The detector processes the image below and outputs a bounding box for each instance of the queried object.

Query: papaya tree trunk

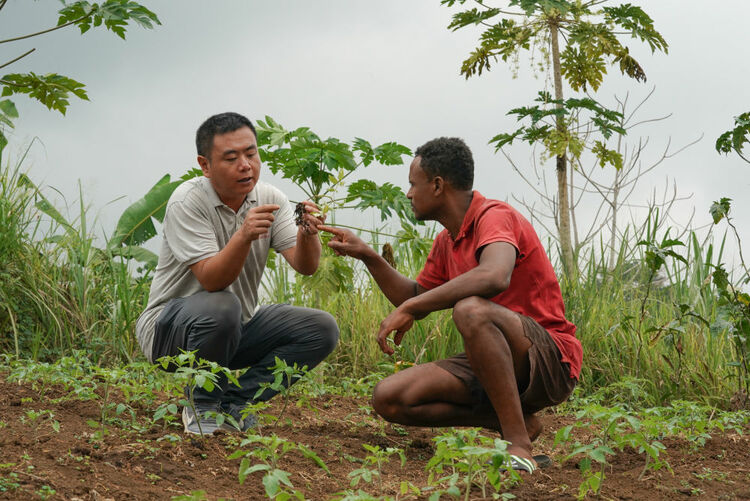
[549,18,576,277]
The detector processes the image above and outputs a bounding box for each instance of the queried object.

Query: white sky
[2,0,749,268]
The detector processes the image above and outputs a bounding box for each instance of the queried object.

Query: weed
[0,472,20,493]
[693,467,728,482]
[36,485,56,500]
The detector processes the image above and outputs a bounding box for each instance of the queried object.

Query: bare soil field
[1,376,750,500]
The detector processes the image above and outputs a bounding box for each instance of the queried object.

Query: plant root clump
[295,202,309,232]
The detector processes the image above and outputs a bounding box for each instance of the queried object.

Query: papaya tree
[441,0,668,276]
[256,116,424,296]
[0,0,160,156]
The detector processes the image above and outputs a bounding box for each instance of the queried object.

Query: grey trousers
[151,290,339,405]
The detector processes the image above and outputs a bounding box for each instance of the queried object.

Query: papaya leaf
[509,0,573,15]
[347,180,416,224]
[57,0,161,40]
[602,4,668,53]
[1,72,88,115]
[716,112,750,161]
[352,138,374,166]
[373,142,411,166]
[448,7,501,31]
[592,140,623,169]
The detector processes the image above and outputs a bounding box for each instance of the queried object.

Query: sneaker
[182,402,222,435]
[221,402,258,433]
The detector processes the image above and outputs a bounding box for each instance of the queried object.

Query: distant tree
[441,0,668,276]
[0,0,160,156]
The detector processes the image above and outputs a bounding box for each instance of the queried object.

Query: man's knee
[308,309,339,355]
[371,378,401,422]
[198,291,242,330]
[452,296,492,338]
[185,291,242,358]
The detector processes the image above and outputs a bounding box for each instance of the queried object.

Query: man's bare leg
[451,296,535,464]
[371,363,542,441]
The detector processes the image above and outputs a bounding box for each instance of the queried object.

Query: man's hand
[376,305,415,355]
[297,201,326,236]
[239,204,279,242]
[319,225,371,260]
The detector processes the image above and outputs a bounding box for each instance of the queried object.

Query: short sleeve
[416,235,448,290]
[163,200,219,265]
[474,205,520,256]
[267,191,297,252]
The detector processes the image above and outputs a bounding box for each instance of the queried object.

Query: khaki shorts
[434,314,576,415]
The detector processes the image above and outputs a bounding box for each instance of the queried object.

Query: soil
[1,376,750,500]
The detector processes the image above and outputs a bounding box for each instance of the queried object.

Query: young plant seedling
[347,444,405,491]
[254,357,309,425]
[426,428,520,501]
[156,350,240,438]
[229,433,328,499]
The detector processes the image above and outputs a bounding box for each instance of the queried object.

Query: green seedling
[152,402,180,431]
[0,472,20,493]
[426,428,519,501]
[555,403,670,499]
[229,433,327,499]
[36,485,56,500]
[157,350,240,438]
[348,444,405,491]
[254,357,309,425]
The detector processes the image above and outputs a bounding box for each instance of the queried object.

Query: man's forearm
[290,229,322,275]
[190,231,253,291]
[361,250,419,307]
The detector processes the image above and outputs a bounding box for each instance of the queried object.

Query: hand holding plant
[294,200,326,236]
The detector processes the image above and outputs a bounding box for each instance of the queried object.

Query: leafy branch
[0,1,160,157]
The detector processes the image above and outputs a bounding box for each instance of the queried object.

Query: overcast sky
[3,0,749,268]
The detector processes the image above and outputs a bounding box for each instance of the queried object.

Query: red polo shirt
[417,191,582,379]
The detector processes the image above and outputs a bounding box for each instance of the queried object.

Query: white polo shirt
[135,176,297,362]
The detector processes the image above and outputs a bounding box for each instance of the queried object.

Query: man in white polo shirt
[136,112,339,434]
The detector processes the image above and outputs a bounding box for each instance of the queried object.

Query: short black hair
[414,137,474,190]
[196,112,257,158]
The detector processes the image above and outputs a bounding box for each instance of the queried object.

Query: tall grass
[0,157,151,363]
[2,160,747,407]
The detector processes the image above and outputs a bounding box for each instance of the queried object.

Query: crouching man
[321,137,580,472]
[136,112,339,434]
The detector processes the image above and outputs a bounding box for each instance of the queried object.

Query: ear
[197,155,210,177]
[432,175,445,196]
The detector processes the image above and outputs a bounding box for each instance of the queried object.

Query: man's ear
[197,155,210,177]
[432,175,445,196]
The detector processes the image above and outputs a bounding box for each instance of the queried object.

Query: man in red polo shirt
[320,137,581,473]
